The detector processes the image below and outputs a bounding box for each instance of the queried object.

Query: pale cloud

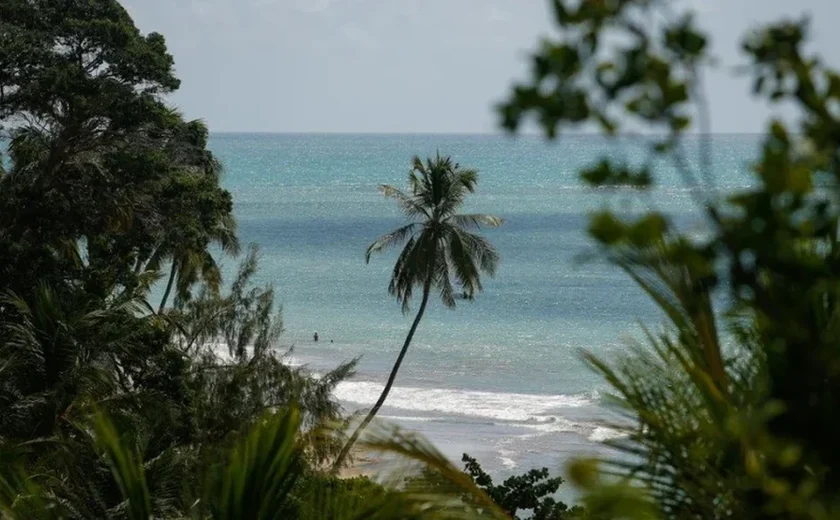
[487,6,511,23]
[189,0,215,16]
[292,0,331,13]
[400,0,420,18]
[121,0,840,133]
[686,0,723,13]
[342,24,378,50]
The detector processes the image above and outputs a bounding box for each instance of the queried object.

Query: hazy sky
[123,0,840,133]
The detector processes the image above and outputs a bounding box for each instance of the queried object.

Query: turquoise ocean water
[209,133,759,476]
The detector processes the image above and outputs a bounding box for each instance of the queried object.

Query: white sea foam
[588,426,627,442]
[517,416,580,434]
[379,415,436,423]
[334,381,593,423]
[498,449,517,469]
[201,341,303,367]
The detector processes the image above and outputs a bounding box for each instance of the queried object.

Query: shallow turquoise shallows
[207,133,760,476]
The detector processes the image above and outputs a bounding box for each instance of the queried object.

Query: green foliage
[0,284,138,439]
[567,459,658,520]
[361,425,511,519]
[204,409,304,520]
[0,2,530,518]
[0,251,357,516]
[502,0,840,518]
[172,246,357,464]
[0,0,235,306]
[404,451,585,519]
[460,454,581,520]
[0,5,525,518]
[0,409,524,519]
[0,2,363,518]
[296,475,389,520]
[92,413,153,520]
[367,154,503,312]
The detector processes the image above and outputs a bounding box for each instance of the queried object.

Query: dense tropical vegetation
[0,1,565,518]
[0,0,359,515]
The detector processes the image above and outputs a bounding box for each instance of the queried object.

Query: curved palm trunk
[332,282,432,471]
[158,260,178,313]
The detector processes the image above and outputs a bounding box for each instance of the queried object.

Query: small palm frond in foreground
[206,409,304,520]
[93,413,153,520]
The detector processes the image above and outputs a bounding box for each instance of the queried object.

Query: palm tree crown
[366,154,502,312]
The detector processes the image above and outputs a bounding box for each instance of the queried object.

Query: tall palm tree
[153,119,240,313]
[333,154,502,470]
[156,212,239,313]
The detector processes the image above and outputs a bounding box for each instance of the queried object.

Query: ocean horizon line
[209,130,767,137]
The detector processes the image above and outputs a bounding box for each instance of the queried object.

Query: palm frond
[578,241,757,517]
[410,155,427,177]
[365,223,419,263]
[387,231,438,314]
[359,423,510,519]
[379,185,430,220]
[433,250,456,309]
[207,409,304,520]
[444,227,482,298]
[449,214,504,230]
[216,213,241,256]
[92,413,153,520]
[612,244,727,394]
[432,165,479,220]
[451,228,500,278]
[0,456,64,520]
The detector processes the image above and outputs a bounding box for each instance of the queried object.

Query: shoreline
[338,447,388,479]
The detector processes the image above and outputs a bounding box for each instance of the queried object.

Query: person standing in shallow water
[313,332,319,342]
